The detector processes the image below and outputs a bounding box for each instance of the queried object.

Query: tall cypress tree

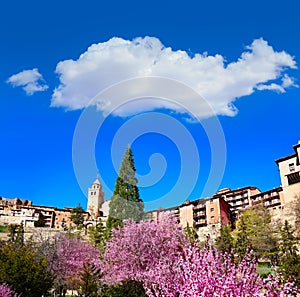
[107,146,144,230]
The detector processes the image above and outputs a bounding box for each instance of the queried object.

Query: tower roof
[93,174,101,185]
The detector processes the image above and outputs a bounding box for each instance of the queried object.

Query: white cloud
[51,37,297,119]
[256,83,285,93]
[281,74,298,88]
[7,68,48,95]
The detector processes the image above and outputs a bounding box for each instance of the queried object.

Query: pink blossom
[101,217,299,296]
[0,283,18,297]
[48,234,101,290]
[102,216,188,284]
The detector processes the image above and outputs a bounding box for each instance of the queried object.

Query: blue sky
[0,0,299,211]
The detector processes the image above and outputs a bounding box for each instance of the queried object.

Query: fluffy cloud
[51,37,297,119]
[7,68,48,95]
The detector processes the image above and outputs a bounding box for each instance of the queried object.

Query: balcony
[287,172,300,185]
[194,219,207,226]
[193,211,206,218]
[265,199,281,207]
[194,204,205,210]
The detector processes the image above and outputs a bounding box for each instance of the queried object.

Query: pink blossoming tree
[143,245,298,297]
[101,216,299,296]
[47,234,101,293]
[102,216,188,284]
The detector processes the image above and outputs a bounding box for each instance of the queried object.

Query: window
[289,163,295,172]
[287,172,300,185]
[211,216,215,220]
[210,207,214,212]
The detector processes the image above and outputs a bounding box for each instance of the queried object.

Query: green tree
[286,194,300,239]
[184,223,198,243]
[233,216,250,262]
[88,220,108,253]
[215,224,234,253]
[278,220,300,286]
[7,224,18,242]
[0,244,53,297]
[70,204,85,228]
[233,205,278,262]
[107,146,144,230]
[78,263,101,297]
[15,221,24,248]
[34,216,46,227]
[7,223,24,249]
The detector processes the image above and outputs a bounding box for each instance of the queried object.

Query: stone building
[276,141,300,204]
[275,141,300,226]
[87,176,104,220]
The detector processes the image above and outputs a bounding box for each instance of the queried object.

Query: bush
[0,244,53,297]
[100,280,148,297]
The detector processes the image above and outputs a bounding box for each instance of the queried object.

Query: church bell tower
[87,175,104,219]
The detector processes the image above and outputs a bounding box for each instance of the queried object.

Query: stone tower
[87,175,104,219]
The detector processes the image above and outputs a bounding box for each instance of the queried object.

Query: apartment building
[146,196,231,241]
[213,186,261,220]
[0,206,39,227]
[145,141,300,240]
[0,197,38,227]
[146,205,180,222]
[0,198,87,229]
[250,187,284,223]
[179,196,231,240]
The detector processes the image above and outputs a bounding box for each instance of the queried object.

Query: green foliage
[107,195,144,226]
[106,214,123,232]
[107,146,144,230]
[78,263,101,297]
[278,220,300,286]
[184,223,198,243]
[70,204,85,228]
[256,262,274,278]
[34,217,46,227]
[233,216,251,262]
[233,205,278,262]
[114,147,138,198]
[7,223,24,249]
[7,224,18,242]
[88,220,108,253]
[215,224,233,253]
[0,225,7,232]
[100,280,148,297]
[15,222,24,248]
[0,244,53,297]
[287,194,300,238]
